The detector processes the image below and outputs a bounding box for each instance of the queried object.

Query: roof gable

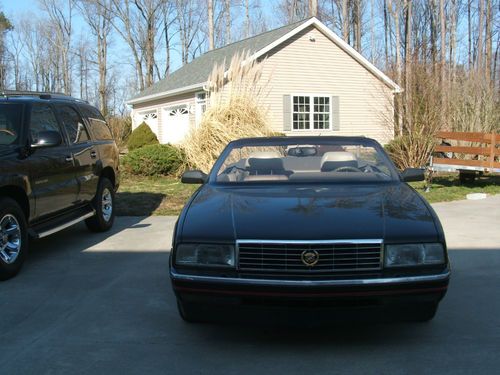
[128,17,400,105]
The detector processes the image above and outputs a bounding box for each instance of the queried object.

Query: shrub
[122,144,185,176]
[127,122,159,151]
[385,133,435,170]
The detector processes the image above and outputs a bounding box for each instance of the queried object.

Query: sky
[0,0,279,89]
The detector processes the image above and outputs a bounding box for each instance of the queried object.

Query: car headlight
[175,244,235,267]
[385,243,445,267]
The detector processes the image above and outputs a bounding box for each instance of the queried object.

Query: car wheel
[410,303,439,322]
[0,198,28,281]
[85,177,115,232]
[177,300,205,323]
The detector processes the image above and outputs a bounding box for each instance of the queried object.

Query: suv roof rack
[0,90,88,103]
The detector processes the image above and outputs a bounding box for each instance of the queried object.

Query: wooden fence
[433,131,500,170]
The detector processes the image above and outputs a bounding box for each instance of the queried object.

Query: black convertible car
[170,136,450,323]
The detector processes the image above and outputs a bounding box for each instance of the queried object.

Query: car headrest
[245,151,285,173]
[247,157,285,172]
[320,151,357,172]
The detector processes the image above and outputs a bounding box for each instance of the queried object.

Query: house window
[292,95,331,131]
[142,111,157,122]
[195,92,207,125]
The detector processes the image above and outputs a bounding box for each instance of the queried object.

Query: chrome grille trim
[237,239,383,273]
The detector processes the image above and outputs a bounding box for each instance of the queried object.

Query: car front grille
[237,240,383,274]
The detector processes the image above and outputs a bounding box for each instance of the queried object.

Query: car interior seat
[320,151,358,172]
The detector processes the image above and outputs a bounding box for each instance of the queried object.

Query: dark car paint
[177,183,442,244]
[170,136,450,316]
[0,97,119,224]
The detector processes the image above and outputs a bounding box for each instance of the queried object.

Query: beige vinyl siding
[257,25,395,144]
[132,92,196,143]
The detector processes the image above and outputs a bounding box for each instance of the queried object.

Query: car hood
[179,183,440,243]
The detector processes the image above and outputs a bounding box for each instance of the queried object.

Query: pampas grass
[181,51,275,173]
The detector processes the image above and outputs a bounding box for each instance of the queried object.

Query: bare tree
[353,0,362,51]
[477,0,484,70]
[309,0,318,17]
[342,0,349,43]
[208,0,214,50]
[449,0,457,82]
[39,0,73,94]
[0,11,13,89]
[404,0,412,128]
[439,0,446,85]
[225,0,231,44]
[277,0,309,24]
[77,0,112,115]
[175,0,205,65]
[485,0,492,82]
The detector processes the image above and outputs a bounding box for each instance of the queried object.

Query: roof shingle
[129,18,311,102]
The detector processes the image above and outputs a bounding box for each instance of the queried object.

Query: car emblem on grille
[301,250,319,266]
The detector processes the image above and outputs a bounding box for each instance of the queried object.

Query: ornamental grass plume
[181,51,275,173]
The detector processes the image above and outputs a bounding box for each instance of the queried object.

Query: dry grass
[181,51,275,173]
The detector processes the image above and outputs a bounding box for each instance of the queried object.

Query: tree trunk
[384,0,389,66]
[467,0,472,70]
[208,0,214,50]
[439,0,446,83]
[309,0,318,17]
[404,0,412,129]
[477,0,484,71]
[225,0,231,45]
[449,0,457,83]
[485,0,492,83]
[354,0,361,51]
[245,0,250,38]
[342,0,349,43]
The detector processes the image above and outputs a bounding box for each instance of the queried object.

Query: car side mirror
[401,168,425,182]
[181,170,208,184]
[31,130,63,148]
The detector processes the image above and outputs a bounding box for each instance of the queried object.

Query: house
[127,17,401,145]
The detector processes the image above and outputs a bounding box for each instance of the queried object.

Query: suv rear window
[0,103,23,146]
[80,105,113,140]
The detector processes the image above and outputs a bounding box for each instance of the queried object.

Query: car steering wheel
[0,129,16,136]
[334,166,362,173]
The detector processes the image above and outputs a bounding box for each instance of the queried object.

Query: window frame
[290,94,332,132]
[54,103,92,145]
[28,103,65,145]
[195,91,208,126]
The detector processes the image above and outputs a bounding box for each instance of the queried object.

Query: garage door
[162,106,190,144]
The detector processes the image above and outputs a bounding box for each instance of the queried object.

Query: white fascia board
[127,82,205,105]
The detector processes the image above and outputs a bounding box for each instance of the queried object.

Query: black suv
[0,91,120,280]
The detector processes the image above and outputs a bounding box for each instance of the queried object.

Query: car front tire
[0,198,28,281]
[85,177,115,232]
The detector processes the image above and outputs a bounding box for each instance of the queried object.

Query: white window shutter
[331,96,340,131]
[283,95,291,131]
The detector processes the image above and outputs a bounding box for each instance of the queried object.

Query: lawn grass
[410,174,500,203]
[116,173,500,216]
[116,174,198,216]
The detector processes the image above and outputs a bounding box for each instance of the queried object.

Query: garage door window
[292,95,331,131]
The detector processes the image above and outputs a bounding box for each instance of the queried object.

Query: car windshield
[215,139,397,183]
[0,103,23,146]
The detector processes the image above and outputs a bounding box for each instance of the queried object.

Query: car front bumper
[170,268,450,309]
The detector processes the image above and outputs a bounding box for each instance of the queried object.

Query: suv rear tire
[85,177,115,232]
[0,198,28,281]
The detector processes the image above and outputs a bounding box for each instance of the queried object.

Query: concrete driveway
[0,196,499,374]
